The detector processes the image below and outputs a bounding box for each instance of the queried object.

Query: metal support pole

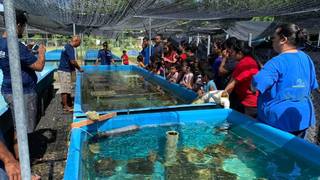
[45,30,48,47]
[248,33,253,47]
[140,37,143,48]
[3,1,31,180]
[188,36,192,43]
[73,23,77,59]
[207,35,211,55]
[148,18,152,61]
[25,24,29,43]
[197,33,200,46]
[80,33,84,65]
[317,31,320,47]
[226,34,229,40]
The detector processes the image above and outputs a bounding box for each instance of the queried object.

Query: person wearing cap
[95,42,114,65]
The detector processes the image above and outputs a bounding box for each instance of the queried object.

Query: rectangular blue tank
[73,65,216,118]
[64,108,320,179]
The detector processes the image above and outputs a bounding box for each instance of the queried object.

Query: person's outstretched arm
[0,141,21,180]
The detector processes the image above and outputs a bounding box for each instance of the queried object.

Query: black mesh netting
[3,0,318,36]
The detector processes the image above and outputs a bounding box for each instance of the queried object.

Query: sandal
[63,106,74,113]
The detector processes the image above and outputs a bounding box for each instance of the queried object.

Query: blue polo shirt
[141,46,153,65]
[204,80,217,92]
[58,44,75,72]
[252,51,318,132]
[98,49,113,65]
[0,38,37,94]
[151,44,163,63]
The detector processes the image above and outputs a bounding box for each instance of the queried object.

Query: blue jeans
[0,168,8,180]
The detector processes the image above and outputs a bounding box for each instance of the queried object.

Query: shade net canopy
[0,0,318,38]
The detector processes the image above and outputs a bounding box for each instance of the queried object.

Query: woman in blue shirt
[252,24,318,139]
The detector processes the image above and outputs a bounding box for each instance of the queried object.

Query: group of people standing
[139,34,217,95]
[138,24,319,141]
[0,10,318,180]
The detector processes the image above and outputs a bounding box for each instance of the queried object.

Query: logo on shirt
[292,78,305,88]
[0,50,6,58]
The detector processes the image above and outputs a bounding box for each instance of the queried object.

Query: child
[202,73,217,92]
[193,73,203,92]
[121,50,129,65]
[137,55,145,68]
[196,73,217,97]
[167,66,179,83]
[180,65,193,89]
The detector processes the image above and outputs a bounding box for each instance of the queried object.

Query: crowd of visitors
[0,10,318,180]
[138,34,260,117]
[138,26,318,140]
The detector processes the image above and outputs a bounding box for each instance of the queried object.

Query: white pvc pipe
[165,131,179,165]
[188,36,192,43]
[207,35,211,55]
[248,33,253,47]
[226,34,229,39]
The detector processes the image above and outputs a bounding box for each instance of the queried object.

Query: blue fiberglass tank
[64,108,320,179]
[45,49,63,67]
[73,65,215,117]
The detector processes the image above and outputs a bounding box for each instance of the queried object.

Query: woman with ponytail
[224,39,260,118]
[252,24,318,140]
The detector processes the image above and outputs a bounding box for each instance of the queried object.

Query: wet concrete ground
[30,94,72,180]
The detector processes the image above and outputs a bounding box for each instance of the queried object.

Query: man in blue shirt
[151,34,163,65]
[0,12,46,160]
[140,37,153,66]
[57,36,83,112]
[95,42,114,65]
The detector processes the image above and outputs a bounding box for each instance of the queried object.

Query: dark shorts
[3,93,37,133]
[244,107,257,119]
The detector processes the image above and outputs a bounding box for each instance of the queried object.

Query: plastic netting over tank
[138,0,320,20]
[11,0,320,33]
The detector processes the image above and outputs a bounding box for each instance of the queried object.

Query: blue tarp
[127,49,140,57]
